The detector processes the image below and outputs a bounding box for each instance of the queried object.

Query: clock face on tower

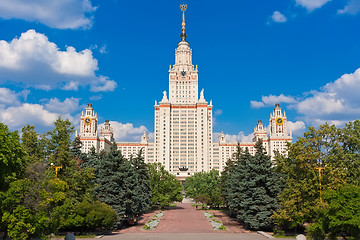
[181,70,186,76]
[276,117,284,126]
[84,117,91,125]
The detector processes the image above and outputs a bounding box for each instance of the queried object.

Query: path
[99,233,274,240]
[154,202,213,233]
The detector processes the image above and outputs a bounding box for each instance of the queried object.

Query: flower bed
[203,212,227,231]
[142,212,164,230]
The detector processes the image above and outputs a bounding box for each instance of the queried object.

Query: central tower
[169,4,199,104]
[154,4,213,179]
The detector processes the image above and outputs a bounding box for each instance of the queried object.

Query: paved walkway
[154,203,213,233]
[108,201,295,239]
[99,233,273,240]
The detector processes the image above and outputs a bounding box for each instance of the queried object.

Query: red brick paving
[154,203,214,233]
[119,202,252,234]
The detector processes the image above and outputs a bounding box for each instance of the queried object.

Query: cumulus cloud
[295,0,332,11]
[295,67,360,125]
[0,29,116,92]
[0,0,96,29]
[214,131,254,143]
[90,76,117,92]
[338,0,360,15]
[251,94,296,108]
[252,66,360,129]
[0,88,21,105]
[45,97,81,114]
[0,103,59,129]
[271,11,288,23]
[287,120,306,136]
[100,121,152,142]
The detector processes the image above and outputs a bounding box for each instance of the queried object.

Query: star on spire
[180,3,188,41]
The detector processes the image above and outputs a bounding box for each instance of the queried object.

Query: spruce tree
[227,141,281,230]
[221,145,240,208]
[93,143,125,226]
[130,149,151,215]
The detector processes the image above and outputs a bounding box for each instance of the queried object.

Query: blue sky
[1,0,360,142]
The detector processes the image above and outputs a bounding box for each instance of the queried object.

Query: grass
[218,225,227,230]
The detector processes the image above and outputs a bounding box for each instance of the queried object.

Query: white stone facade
[77,7,292,179]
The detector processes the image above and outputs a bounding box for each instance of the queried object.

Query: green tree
[185,169,222,208]
[21,125,46,163]
[47,117,74,169]
[308,184,360,240]
[0,123,26,191]
[221,146,239,209]
[130,150,151,214]
[92,144,124,226]
[226,141,281,230]
[272,122,360,230]
[0,176,66,240]
[148,163,183,207]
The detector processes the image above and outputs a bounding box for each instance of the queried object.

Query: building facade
[78,5,292,179]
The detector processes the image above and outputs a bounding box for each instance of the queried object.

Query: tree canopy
[148,163,183,207]
[185,169,222,208]
[222,141,281,230]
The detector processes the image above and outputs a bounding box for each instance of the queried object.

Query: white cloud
[0,29,116,92]
[0,0,96,29]
[296,92,347,117]
[45,97,81,114]
[0,88,20,105]
[214,109,223,116]
[338,0,360,15]
[295,0,332,11]
[90,76,117,92]
[271,11,288,23]
[295,67,360,125]
[287,120,306,136]
[253,66,360,128]
[250,101,265,108]
[214,131,254,143]
[0,103,59,128]
[101,121,152,142]
[251,94,296,108]
[89,95,102,101]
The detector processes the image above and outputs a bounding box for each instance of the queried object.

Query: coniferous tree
[227,141,281,230]
[130,149,151,215]
[93,143,124,226]
[221,145,239,208]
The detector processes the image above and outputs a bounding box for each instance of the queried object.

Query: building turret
[253,120,267,141]
[268,103,292,160]
[80,103,98,138]
[100,120,114,142]
[79,104,100,153]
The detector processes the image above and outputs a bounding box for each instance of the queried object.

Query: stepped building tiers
[78,4,292,179]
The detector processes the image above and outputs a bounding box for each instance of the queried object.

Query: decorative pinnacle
[180,3,187,41]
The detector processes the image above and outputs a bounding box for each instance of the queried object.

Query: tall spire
[180,3,187,41]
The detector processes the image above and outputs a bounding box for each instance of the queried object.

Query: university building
[78,5,292,179]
